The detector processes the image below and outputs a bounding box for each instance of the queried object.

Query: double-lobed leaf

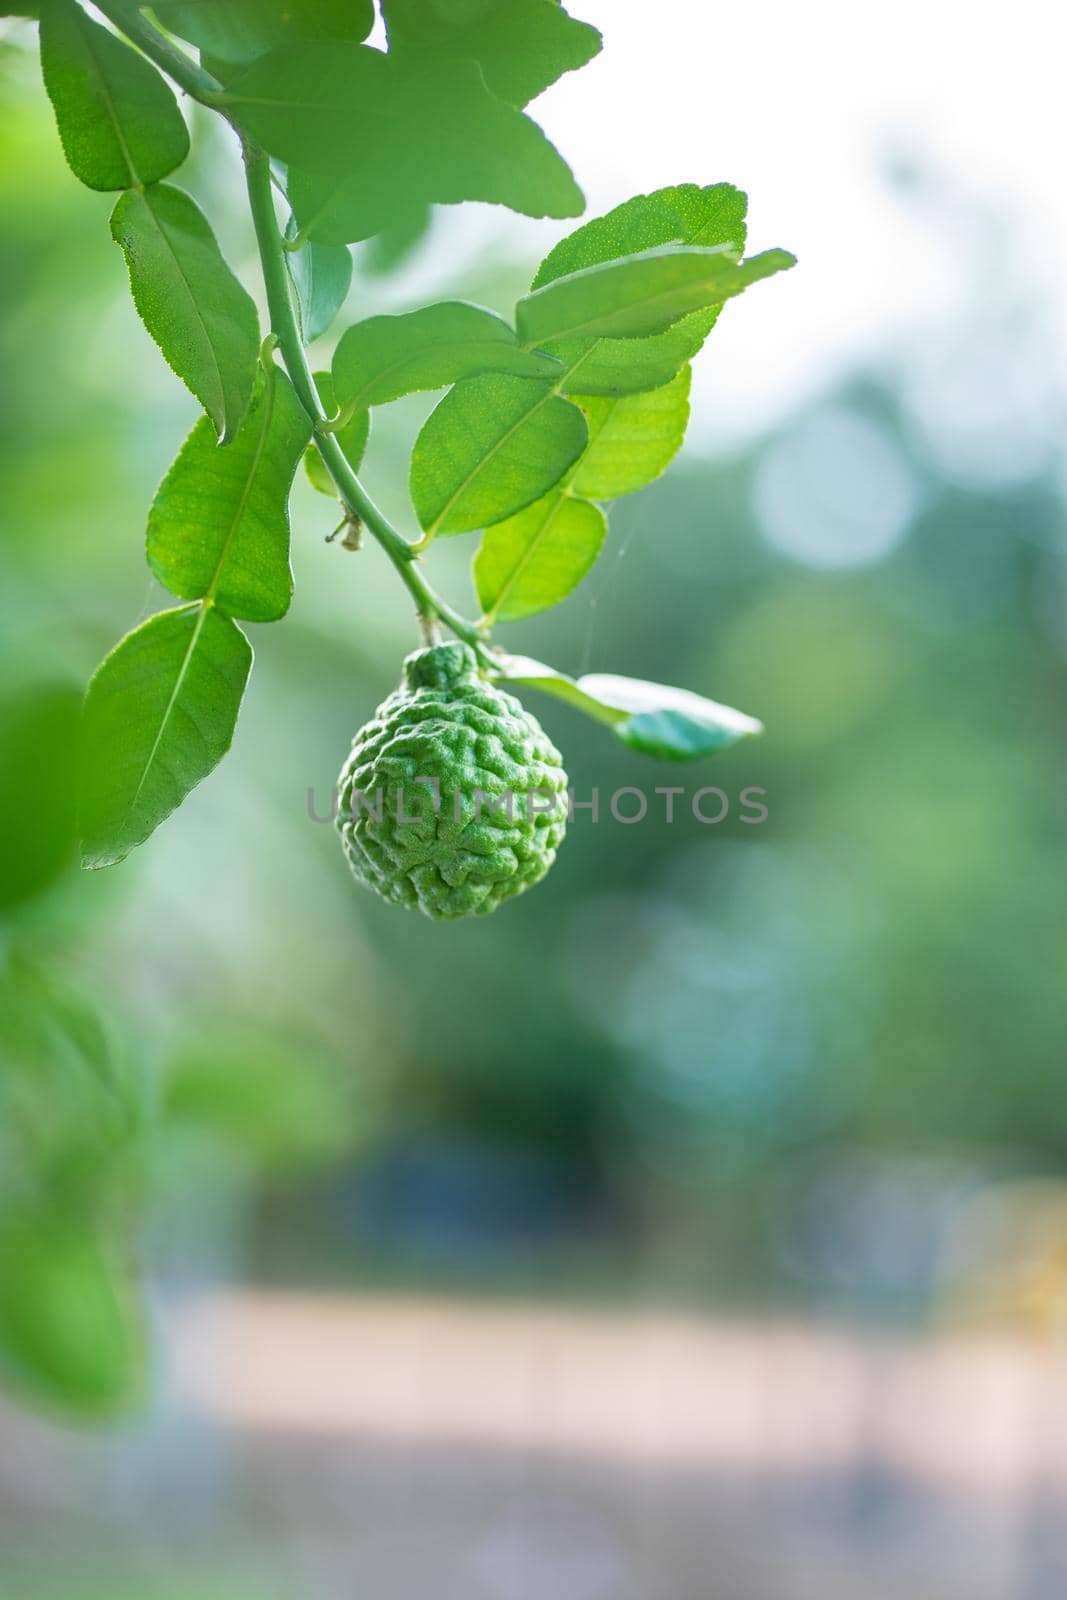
[229,46,583,244]
[39,0,189,191]
[111,183,260,442]
[80,605,252,869]
[572,366,692,499]
[516,243,796,347]
[147,366,312,622]
[410,373,587,536]
[149,0,375,64]
[495,658,764,760]
[332,301,558,413]
[469,368,692,621]
[381,0,601,108]
[474,490,606,623]
[530,182,752,396]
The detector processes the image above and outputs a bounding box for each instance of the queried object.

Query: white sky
[472,0,1066,446]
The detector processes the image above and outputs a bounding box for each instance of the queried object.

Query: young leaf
[39,0,189,191]
[494,658,764,759]
[332,301,558,413]
[531,183,750,396]
[381,0,601,108]
[474,490,606,622]
[80,605,252,869]
[150,0,375,64]
[287,226,352,343]
[577,675,764,759]
[304,370,368,497]
[146,366,312,622]
[249,49,583,244]
[541,315,713,399]
[410,373,587,536]
[490,656,622,724]
[110,184,260,443]
[572,366,691,499]
[516,243,796,347]
[533,183,749,288]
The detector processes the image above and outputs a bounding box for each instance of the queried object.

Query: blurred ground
[4,1291,1067,1600]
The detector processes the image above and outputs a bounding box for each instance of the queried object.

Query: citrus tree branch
[93,0,492,657]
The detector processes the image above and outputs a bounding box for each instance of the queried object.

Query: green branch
[93,0,492,659]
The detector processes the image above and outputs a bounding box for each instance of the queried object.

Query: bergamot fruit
[337,641,567,919]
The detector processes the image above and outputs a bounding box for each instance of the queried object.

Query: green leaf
[361,200,433,276]
[0,683,80,913]
[533,183,749,288]
[382,0,602,107]
[249,48,582,244]
[0,1214,144,1419]
[538,312,713,398]
[304,369,368,496]
[332,301,558,413]
[39,0,189,191]
[80,605,252,869]
[146,366,312,622]
[410,373,587,536]
[490,655,622,724]
[531,183,749,396]
[494,658,763,758]
[474,490,605,622]
[572,366,691,499]
[287,225,352,343]
[150,0,375,64]
[110,184,260,443]
[578,675,764,759]
[516,243,795,347]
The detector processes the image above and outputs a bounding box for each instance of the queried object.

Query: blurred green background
[3,5,1067,1598]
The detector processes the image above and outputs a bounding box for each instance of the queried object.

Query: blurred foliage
[2,12,1067,1441]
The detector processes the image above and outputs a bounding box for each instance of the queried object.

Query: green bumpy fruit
[337,642,567,919]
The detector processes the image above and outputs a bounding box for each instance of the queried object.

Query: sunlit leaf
[572,366,692,499]
[517,243,795,346]
[39,0,189,190]
[474,490,606,621]
[332,301,558,413]
[110,183,260,442]
[287,224,352,343]
[410,373,587,535]
[150,0,375,64]
[246,48,583,243]
[382,0,601,107]
[533,183,749,287]
[147,366,311,622]
[490,655,622,724]
[578,674,764,758]
[80,605,252,869]
[495,658,764,758]
[531,183,751,395]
